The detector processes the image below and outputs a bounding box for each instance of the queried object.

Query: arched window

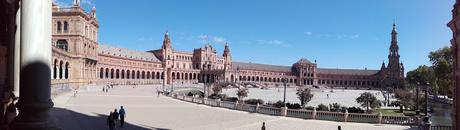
[53,59,57,79]
[147,72,150,79]
[59,61,63,79]
[105,68,109,78]
[100,68,104,79]
[116,69,119,79]
[142,71,145,79]
[65,62,69,79]
[127,70,130,79]
[121,70,125,79]
[57,21,62,32]
[110,69,114,79]
[63,21,69,32]
[137,71,140,79]
[156,72,160,79]
[56,39,68,51]
[132,70,135,79]
[172,72,175,80]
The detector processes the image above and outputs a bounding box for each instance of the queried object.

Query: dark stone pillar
[9,0,59,129]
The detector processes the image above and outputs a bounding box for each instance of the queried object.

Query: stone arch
[127,70,130,79]
[116,69,120,79]
[100,67,104,79]
[156,72,160,79]
[137,71,140,79]
[105,68,109,78]
[57,21,62,32]
[65,62,69,79]
[53,59,58,79]
[63,21,69,32]
[110,68,114,79]
[147,71,150,79]
[132,70,135,79]
[59,60,63,79]
[121,69,125,79]
[172,72,176,80]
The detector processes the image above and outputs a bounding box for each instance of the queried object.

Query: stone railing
[286,109,313,119]
[170,94,415,125]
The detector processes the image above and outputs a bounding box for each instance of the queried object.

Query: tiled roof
[317,68,380,76]
[232,62,291,72]
[98,44,160,62]
[173,50,193,55]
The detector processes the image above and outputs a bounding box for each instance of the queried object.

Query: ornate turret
[162,31,172,49]
[73,0,81,6]
[223,43,232,70]
[91,6,97,18]
[382,22,404,89]
[381,61,386,69]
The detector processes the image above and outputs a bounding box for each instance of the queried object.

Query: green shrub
[317,104,329,111]
[244,99,264,105]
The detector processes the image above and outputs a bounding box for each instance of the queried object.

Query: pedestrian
[107,112,115,130]
[338,125,342,130]
[119,106,126,127]
[102,87,105,92]
[261,122,265,130]
[112,109,119,127]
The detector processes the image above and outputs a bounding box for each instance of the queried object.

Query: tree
[296,87,314,108]
[236,88,248,100]
[394,89,413,112]
[356,92,381,112]
[428,46,453,96]
[212,83,223,95]
[405,65,436,90]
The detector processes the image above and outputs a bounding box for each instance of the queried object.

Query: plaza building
[448,0,460,128]
[48,2,406,93]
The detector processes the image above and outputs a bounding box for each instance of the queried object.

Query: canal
[429,100,452,126]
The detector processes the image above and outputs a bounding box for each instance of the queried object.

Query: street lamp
[424,82,430,116]
[416,82,420,116]
[171,58,175,93]
[283,78,287,107]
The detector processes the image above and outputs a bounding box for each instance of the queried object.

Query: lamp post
[416,82,420,116]
[171,58,175,93]
[425,82,430,116]
[283,78,287,107]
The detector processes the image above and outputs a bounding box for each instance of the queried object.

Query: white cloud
[351,34,360,39]
[256,40,289,47]
[137,37,153,41]
[212,36,227,45]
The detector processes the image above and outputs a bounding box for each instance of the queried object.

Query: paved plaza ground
[51,85,415,130]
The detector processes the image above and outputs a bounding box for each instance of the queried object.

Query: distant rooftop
[233,62,291,72]
[98,44,160,62]
[316,68,380,76]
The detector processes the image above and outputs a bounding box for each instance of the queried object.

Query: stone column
[10,0,59,129]
[312,107,317,119]
[344,110,349,122]
[378,112,383,124]
[13,6,21,97]
[280,107,287,116]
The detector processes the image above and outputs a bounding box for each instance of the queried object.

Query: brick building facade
[49,2,405,92]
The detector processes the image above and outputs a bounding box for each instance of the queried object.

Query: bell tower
[162,31,174,85]
[383,23,405,89]
[223,43,232,70]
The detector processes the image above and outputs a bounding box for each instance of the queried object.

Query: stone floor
[51,85,416,130]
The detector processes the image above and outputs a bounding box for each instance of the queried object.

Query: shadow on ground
[51,107,170,130]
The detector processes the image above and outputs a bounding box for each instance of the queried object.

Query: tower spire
[162,31,171,49]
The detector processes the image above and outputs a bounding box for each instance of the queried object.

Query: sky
[55,0,455,74]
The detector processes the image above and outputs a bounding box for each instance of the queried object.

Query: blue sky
[56,0,454,74]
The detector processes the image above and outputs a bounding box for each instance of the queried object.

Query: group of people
[103,84,114,92]
[107,106,126,130]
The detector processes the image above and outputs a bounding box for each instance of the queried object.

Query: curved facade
[50,4,405,92]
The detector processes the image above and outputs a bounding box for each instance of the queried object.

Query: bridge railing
[169,94,415,126]
[286,109,313,119]
[258,106,280,116]
[347,113,379,123]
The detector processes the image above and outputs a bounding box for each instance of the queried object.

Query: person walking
[119,106,126,128]
[338,125,342,130]
[107,112,115,130]
[261,122,266,130]
[112,109,119,127]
